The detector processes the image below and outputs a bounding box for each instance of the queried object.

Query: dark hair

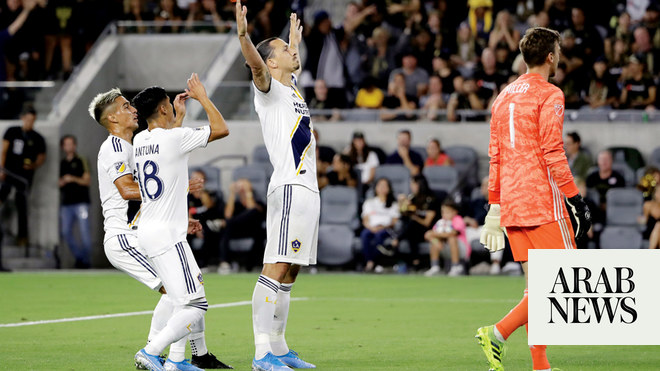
[519,27,561,68]
[337,153,352,166]
[132,86,169,126]
[255,37,278,63]
[21,104,36,116]
[398,129,411,138]
[60,135,76,146]
[375,177,396,208]
[566,132,581,144]
[411,174,433,200]
[348,135,373,164]
[442,199,459,212]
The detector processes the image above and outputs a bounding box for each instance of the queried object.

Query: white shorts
[148,241,206,306]
[104,233,162,291]
[264,184,319,266]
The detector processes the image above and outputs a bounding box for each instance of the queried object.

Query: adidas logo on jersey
[291,93,298,99]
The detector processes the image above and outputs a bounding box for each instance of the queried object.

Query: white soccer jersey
[133,126,211,256]
[253,76,318,195]
[97,135,138,242]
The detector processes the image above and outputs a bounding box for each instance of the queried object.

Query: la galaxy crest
[198,273,204,285]
[114,162,126,173]
[291,239,302,253]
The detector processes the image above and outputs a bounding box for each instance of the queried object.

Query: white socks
[148,294,174,342]
[253,275,279,359]
[493,325,506,343]
[167,309,207,362]
[271,283,292,356]
[145,300,206,357]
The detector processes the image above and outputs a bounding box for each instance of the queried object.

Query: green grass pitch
[0,272,658,370]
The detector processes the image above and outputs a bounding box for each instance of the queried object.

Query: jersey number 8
[137,160,164,201]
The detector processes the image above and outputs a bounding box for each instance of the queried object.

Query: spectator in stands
[465,0,493,49]
[575,178,598,249]
[494,44,514,83]
[59,135,91,268]
[425,138,453,167]
[606,38,629,82]
[639,185,660,249]
[0,0,41,82]
[380,72,418,121]
[154,0,184,33]
[361,177,399,273]
[318,153,358,190]
[309,79,342,122]
[529,10,550,28]
[362,26,395,90]
[220,178,266,272]
[637,166,660,200]
[559,29,587,99]
[553,63,583,109]
[464,175,503,274]
[44,0,79,79]
[386,129,423,176]
[187,169,224,269]
[564,132,592,180]
[586,150,625,207]
[452,22,480,76]
[631,25,660,76]
[424,199,468,276]
[432,54,461,99]
[583,57,619,110]
[314,129,336,178]
[354,76,385,109]
[0,106,46,247]
[642,3,660,48]
[345,131,379,186]
[474,47,505,108]
[419,74,446,120]
[569,6,603,61]
[122,0,155,34]
[388,49,428,99]
[447,77,486,122]
[185,0,227,33]
[547,0,571,31]
[388,174,440,270]
[488,9,520,53]
[619,55,657,110]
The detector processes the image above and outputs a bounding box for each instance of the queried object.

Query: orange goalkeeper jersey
[488,73,579,227]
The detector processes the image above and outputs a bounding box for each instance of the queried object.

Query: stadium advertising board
[528,250,660,345]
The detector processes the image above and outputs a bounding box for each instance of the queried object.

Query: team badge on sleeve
[554,104,564,117]
[291,239,302,253]
[197,273,204,285]
[114,162,126,173]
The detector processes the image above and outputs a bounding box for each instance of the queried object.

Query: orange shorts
[506,217,576,262]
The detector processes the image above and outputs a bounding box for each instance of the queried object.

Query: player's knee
[187,297,209,313]
[262,262,290,282]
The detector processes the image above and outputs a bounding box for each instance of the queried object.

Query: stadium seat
[320,186,359,227]
[317,224,354,265]
[611,162,637,187]
[189,165,222,197]
[444,145,479,189]
[374,164,411,196]
[650,146,660,169]
[599,226,643,249]
[605,188,643,226]
[233,164,268,202]
[423,166,459,193]
[608,146,645,171]
[251,145,274,179]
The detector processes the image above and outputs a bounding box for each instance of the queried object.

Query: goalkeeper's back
[487,72,577,228]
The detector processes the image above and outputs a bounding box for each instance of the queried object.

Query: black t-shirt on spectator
[60,154,90,205]
[440,69,461,95]
[385,149,424,169]
[474,70,506,102]
[3,126,46,183]
[622,76,655,108]
[326,170,358,187]
[586,170,625,205]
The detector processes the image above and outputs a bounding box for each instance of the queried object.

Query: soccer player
[89,87,230,370]
[235,1,319,370]
[131,74,230,371]
[476,27,591,371]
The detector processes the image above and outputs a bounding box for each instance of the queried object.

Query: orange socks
[495,289,528,340]
[525,323,550,370]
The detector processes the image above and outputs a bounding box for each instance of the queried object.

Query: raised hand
[236,0,248,37]
[289,12,302,46]
[185,73,207,101]
[173,92,189,118]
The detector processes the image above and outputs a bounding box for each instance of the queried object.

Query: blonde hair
[88,88,122,127]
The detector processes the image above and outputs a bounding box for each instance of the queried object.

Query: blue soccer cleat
[163,358,203,371]
[135,349,166,371]
[252,352,293,371]
[276,350,316,369]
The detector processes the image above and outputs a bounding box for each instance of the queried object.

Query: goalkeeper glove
[565,194,592,241]
[480,204,505,252]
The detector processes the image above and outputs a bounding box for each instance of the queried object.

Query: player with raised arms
[90,87,232,370]
[476,27,591,371]
[235,1,319,370]
[129,73,230,371]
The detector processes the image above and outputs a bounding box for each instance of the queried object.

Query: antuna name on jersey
[135,144,160,157]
